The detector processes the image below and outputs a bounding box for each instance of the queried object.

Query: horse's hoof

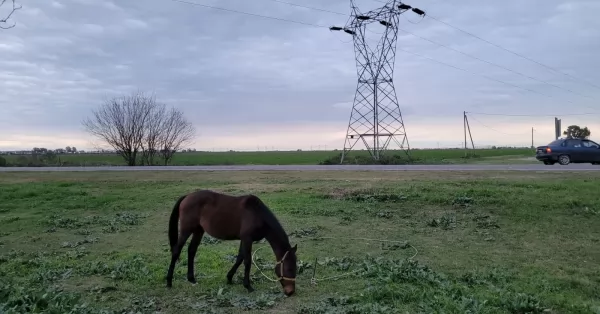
[166,283,172,288]
[245,286,255,293]
[187,277,197,284]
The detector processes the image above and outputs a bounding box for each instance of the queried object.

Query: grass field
[0,147,536,167]
[2,170,599,313]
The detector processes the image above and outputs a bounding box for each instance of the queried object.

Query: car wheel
[558,155,570,165]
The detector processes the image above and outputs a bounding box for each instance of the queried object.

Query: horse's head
[275,244,297,296]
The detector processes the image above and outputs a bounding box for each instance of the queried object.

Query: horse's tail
[169,195,186,251]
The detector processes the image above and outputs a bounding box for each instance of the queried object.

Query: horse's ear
[292,244,297,252]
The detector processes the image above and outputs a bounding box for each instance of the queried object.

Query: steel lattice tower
[330,1,424,163]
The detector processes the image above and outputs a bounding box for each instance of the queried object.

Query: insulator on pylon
[344,29,356,35]
[379,20,392,27]
[412,8,425,15]
[398,4,412,10]
[329,26,343,31]
[357,15,370,20]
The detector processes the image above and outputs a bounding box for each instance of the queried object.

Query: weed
[325,188,408,203]
[297,259,313,274]
[453,196,474,207]
[375,211,393,219]
[501,292,549,313]
[0,281,87,314]
[45,212,144,235]
[78,255,151,281]
[202,235,221,245]
[339,215,355,225]
[320,152,417,165]
[427,213,457,230]
[381,241,410,251]
[61,237,99,248]
[317,256,355,272]
[0,217,20,224]
[190,288,283,312]
[581,207,599,216]
[289,226,321,238]
[473,214,500,229]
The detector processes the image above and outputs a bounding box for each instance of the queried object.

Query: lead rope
[251,246,279,282]
[251,236,419,286]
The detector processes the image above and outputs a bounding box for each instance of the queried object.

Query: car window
[548,139,564,146]
[566,139,582,147]
[582,140,599,148]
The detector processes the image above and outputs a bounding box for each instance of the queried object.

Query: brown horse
[166,190,298,296]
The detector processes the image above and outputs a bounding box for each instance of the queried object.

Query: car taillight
[546,148,551,153]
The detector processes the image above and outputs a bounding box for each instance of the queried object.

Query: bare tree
[157,107,196,165]
[1,0,21,30]
[82,91,157,166]
[140,102,166,166]
[82,90,196,166]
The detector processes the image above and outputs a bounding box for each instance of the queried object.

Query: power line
[396,27,593,100]
[340,0,600,91]
[467,111,600,117]
[264,0,346,16]
[168,0,597,112]
[424,14,600,91]
[467,114,531,136]
[169,0,327,28]
[397,46,598,112]
[395,47,567,102]
[251,0,595,100]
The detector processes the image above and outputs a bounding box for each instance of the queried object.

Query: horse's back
[180,190,260,240]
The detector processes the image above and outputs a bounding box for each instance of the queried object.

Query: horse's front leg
[226,241,244,284]
[241,237,254,292]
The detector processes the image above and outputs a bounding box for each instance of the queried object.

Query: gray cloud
[1,0,599,150]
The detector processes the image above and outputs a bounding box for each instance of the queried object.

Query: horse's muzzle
[283,286,295,296]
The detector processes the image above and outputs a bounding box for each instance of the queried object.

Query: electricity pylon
[330,1,424,163]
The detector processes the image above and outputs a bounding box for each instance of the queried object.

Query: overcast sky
[1,0,599,151]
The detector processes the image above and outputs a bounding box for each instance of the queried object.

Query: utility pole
[464,111,467,154]
[531,127,534,148]
[330,1,425,163]
[463,111,475,156]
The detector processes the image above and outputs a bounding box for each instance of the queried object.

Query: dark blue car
[535,138,600,165]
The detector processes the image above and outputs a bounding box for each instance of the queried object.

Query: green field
[0,147,536,167]
[1,170,599,313]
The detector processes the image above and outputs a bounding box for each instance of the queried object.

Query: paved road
[1,164,599,172]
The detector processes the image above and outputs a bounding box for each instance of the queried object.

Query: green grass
[2,170,598,313]
[1,147,536,167]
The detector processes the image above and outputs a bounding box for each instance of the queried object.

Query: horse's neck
[265,231,290,260]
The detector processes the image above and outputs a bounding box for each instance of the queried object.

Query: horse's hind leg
[226,241,244,284]
[166,227,193,288]
[187,227,204,284]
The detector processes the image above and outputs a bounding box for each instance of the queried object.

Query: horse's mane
[246,195,291,248]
